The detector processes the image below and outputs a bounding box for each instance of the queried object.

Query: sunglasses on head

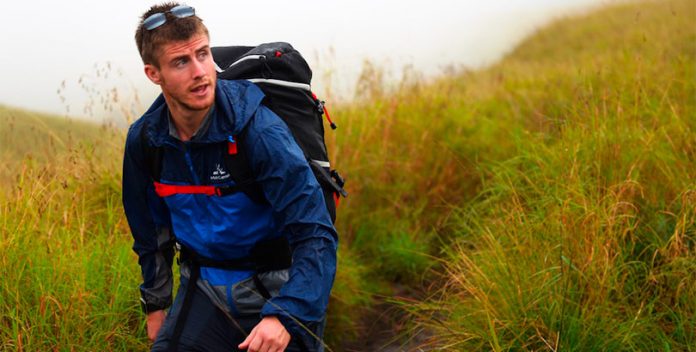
[143,5,196,31]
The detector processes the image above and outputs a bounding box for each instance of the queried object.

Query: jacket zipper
[183,143,200,185]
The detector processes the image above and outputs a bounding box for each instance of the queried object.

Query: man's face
[144,33,216,113]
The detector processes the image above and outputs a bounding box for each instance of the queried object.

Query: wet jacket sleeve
[246,106,338,327]
[122,124,176,313]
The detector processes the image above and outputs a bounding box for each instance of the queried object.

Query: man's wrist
[140,297,169,314]
[261,312,294,336]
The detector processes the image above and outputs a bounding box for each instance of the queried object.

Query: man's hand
[146,310,166,342]
[238,316,291,352]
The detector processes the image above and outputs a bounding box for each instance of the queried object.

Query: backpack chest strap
[153,181,245,197]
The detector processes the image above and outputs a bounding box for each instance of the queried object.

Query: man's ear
[144,64,162,85]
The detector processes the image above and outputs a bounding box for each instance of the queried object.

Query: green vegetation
[391,0,692,349]
[1,0,694,350]
[0,106,108,186]
[0,110,137,350]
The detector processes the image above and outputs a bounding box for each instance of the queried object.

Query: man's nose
[191,58,207,79]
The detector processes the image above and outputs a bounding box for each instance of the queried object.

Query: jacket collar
[167,105,215,142]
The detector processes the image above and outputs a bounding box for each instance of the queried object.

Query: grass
[0,128,144,350]
[0,0,694,350]
[0,106,109,187]
[395,0,695,349]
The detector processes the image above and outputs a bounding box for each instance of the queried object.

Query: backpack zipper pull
[311,92,337,130]
[323,103,337,130]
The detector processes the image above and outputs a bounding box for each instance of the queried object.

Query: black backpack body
[211,42,346,222]
[213,43,328,169]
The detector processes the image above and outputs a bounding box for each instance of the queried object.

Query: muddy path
[341,283,434,352]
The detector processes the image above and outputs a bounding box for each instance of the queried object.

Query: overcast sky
[0,0,612,121]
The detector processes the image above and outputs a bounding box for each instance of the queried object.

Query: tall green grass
[0,106,107,187]
[401,0,695,349]
[0,124,145,350]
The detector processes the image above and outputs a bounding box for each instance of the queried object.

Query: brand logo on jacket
[210,164,230,181]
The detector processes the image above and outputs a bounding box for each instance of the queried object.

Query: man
[122,3,338,351]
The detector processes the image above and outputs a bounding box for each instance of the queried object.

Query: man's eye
[198,51,208,60]
[175,58,187,67]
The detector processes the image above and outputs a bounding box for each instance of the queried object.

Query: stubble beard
[162,78,215,113]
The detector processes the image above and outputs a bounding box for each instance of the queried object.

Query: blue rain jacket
[122,79,338,332]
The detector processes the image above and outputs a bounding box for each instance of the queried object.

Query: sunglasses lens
[142,6,195,31]
[143,13,166,30]
[170,5,195,18]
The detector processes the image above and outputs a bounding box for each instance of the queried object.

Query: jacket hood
[142,79,265,146]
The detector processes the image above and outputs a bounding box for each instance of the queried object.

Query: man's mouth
[191,84,209,96]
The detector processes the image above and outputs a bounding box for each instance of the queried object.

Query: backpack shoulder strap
[223,121,268,204]
[139,120,164,182]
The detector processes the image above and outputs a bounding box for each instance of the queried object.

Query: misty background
[0,0,611,122]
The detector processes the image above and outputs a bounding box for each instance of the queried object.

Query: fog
[0,0,610,121]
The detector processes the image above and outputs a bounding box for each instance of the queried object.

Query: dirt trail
[342,284,433,352]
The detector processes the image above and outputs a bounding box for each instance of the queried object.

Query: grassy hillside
[0,106,108,186]
[0,108,136,350]
[0,0,694,350]
[322,0,694,349]
[387,0,692,349]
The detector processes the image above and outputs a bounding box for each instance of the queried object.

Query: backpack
[142,42,346,223]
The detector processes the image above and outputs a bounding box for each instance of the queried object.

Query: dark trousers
[151,279,325,352]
